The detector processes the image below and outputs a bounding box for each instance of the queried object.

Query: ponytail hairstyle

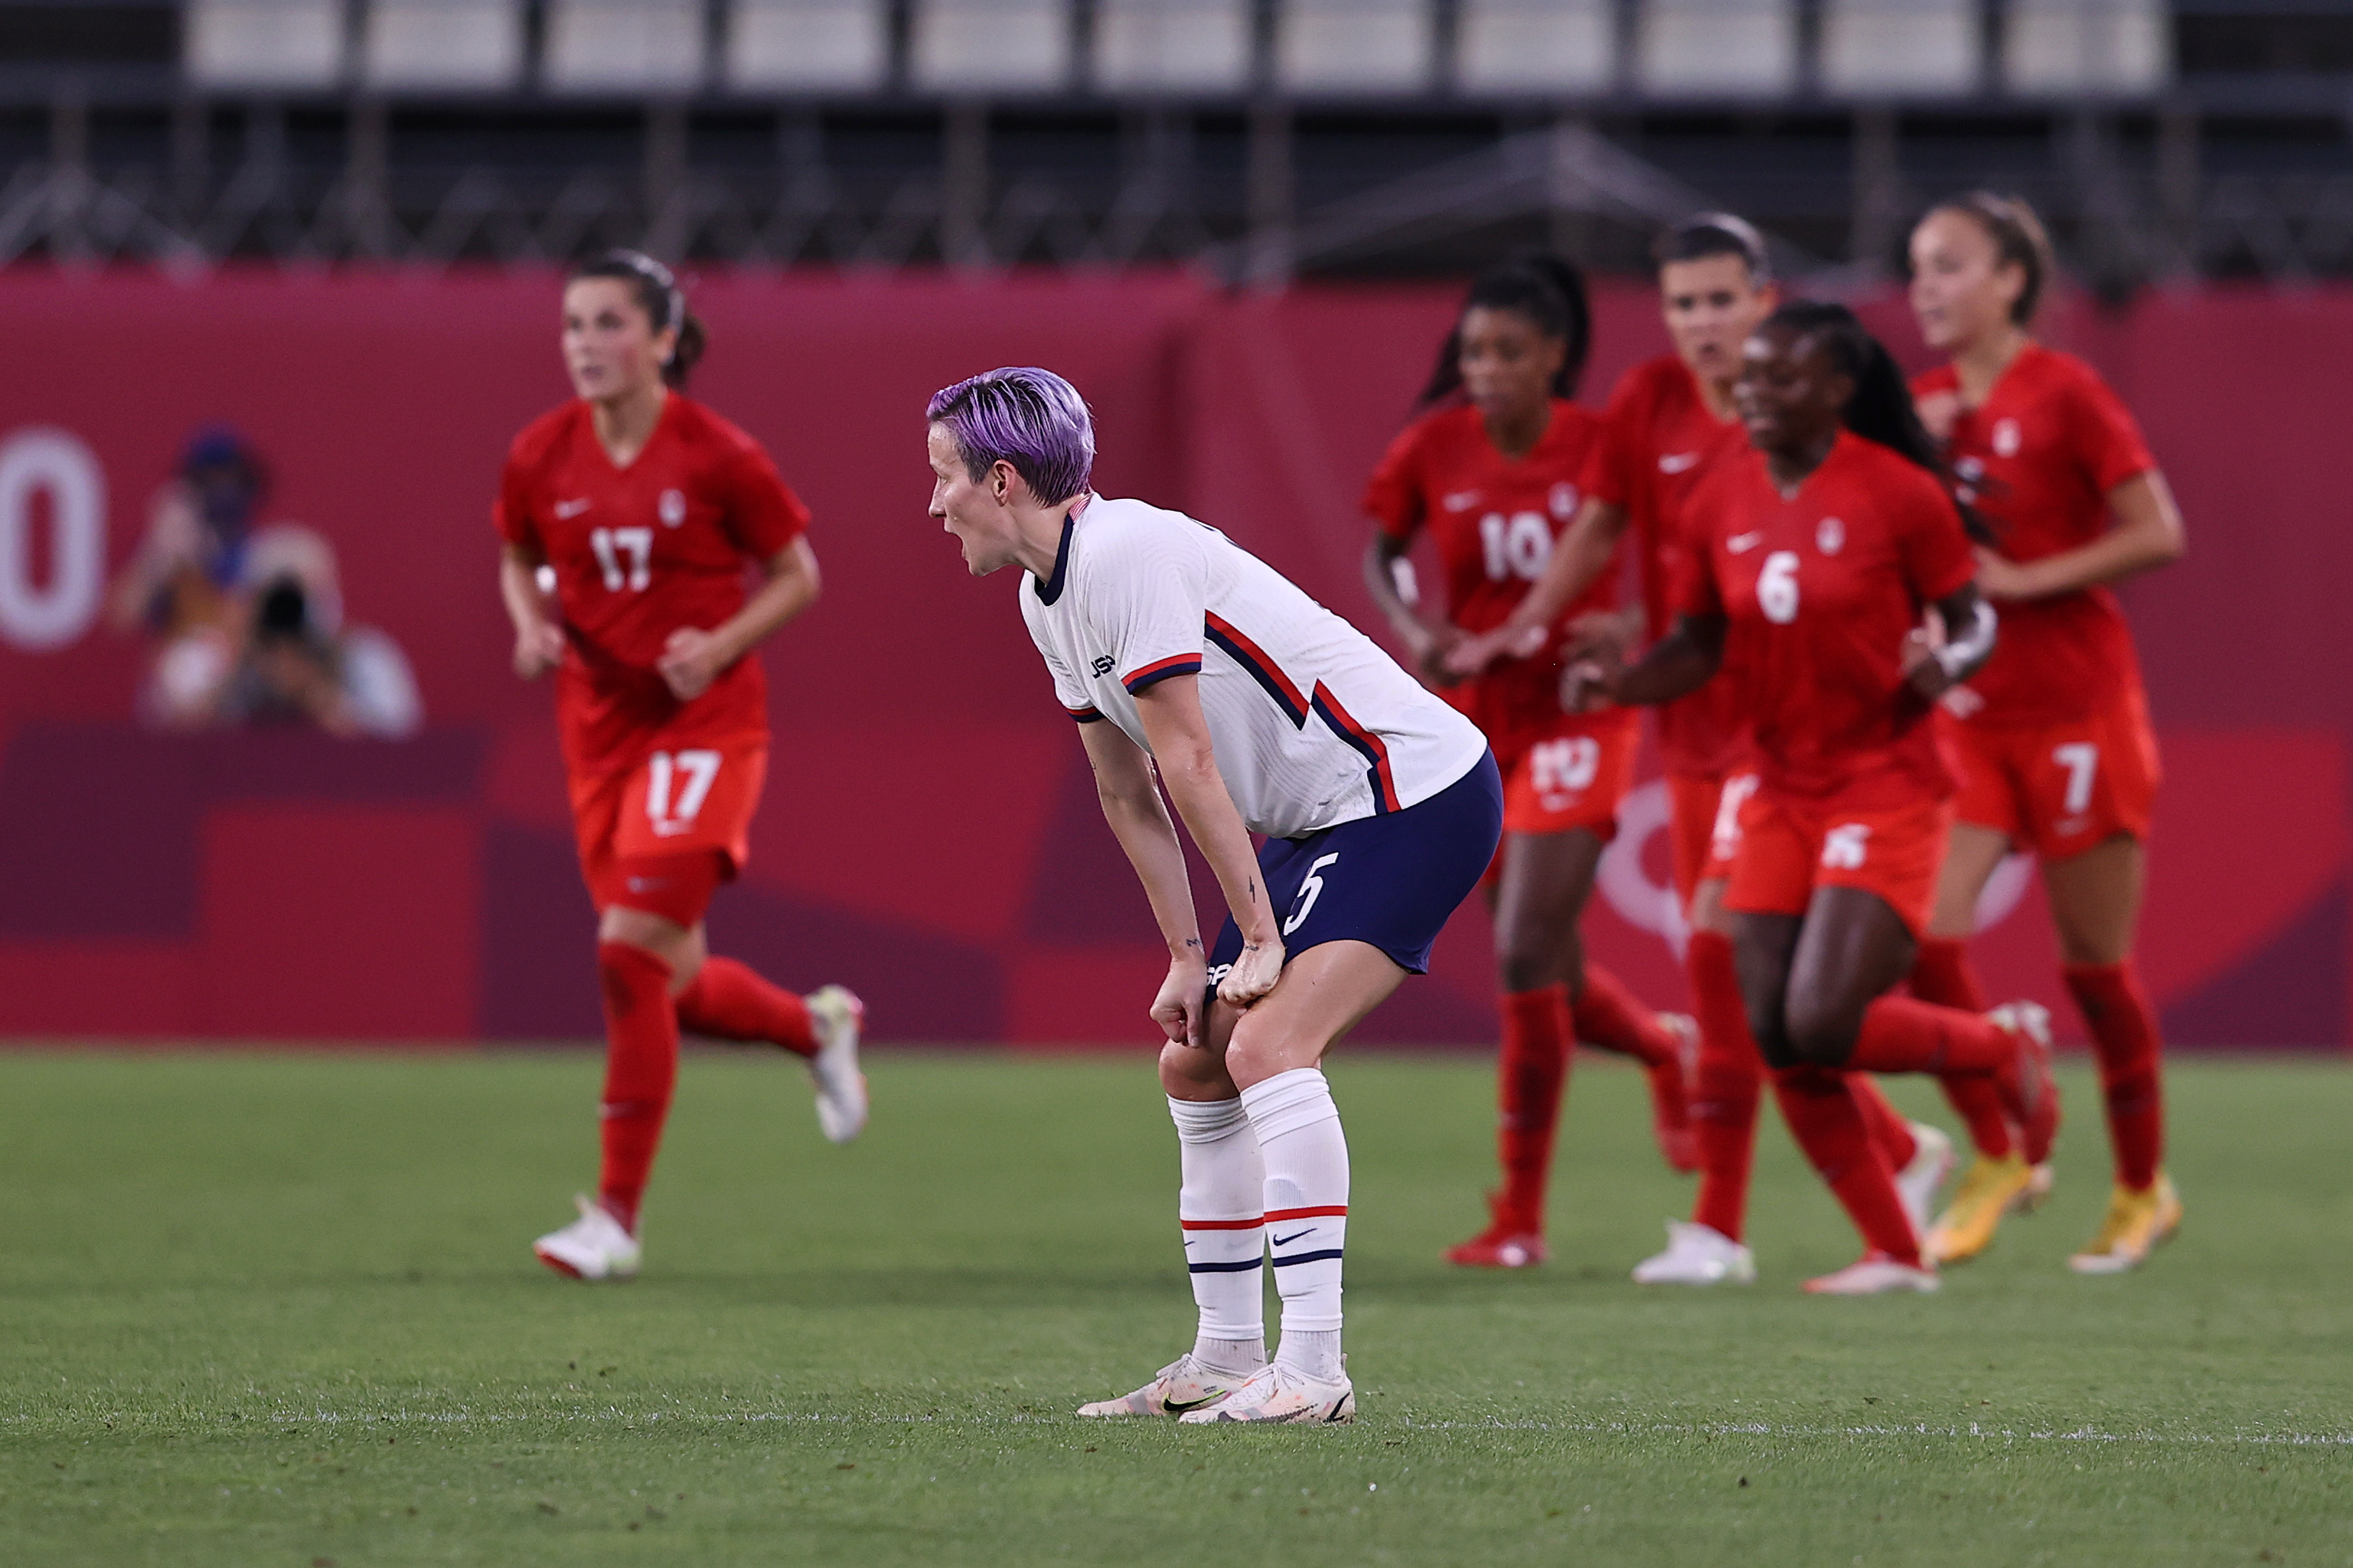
[1924,191,2055,325]
[1418,253,1592,409]
[569,249,708,388]
[1765,299,1994,544]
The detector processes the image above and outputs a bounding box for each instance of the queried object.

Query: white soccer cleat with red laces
[804,984,867,1144]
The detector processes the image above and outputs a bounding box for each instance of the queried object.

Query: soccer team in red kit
[491,190,2186,1416]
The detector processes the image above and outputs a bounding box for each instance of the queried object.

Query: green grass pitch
[2,1047,2348,1566]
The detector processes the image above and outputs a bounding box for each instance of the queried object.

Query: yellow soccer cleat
[1924,1152,2039,1265]
[2068,1174,2183,1275]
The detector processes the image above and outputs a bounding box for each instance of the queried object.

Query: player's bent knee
[1782,1003,1862,1068]
[1158,1039,1235,1100]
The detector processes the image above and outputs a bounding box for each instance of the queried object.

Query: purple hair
[925,367,1095,505]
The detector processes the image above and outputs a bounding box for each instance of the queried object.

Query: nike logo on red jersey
[554,497,592,518]
[1441,489,1481,512]
[1659,451,1700,474]
[1727,530,1764,553]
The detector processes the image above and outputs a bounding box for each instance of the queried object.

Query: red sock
[1496,987,1574,1232]
[1912,937,2013,1159]
[1846,996,2012,1075]
[1571,963,1676,1067]
[2064,960,2164,1190]
[1772,1065,1921,1265]
[675,955,817,1058]
[1686,931,1761,1243]
[596,941,679,1237]
[1850,1075,1918,1171]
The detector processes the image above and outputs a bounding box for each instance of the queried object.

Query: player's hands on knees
[1216,932,1284,1009]
[1152,950,1209,1048]
[658,627,727,700]
[513,620,565,680]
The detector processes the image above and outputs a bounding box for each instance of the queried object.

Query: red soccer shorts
[1666,768,1761,907]
[1944,686,2160,861]
[1500,709,1640,839]
[570,735,767,919]
[1725,791,1954,936]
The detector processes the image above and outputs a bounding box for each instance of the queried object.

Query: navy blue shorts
[1209,750,1503,983]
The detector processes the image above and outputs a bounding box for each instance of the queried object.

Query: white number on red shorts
[1283,852,1340,937]
[1821,823,1872,870]
[1757,550,1801,624]
[645,748,720,836]
[2052,742,2099,815]
[1530,737,1601,806]
[1712,773,1760,862]
[1478,510,1553,582]
[590,526,654,592]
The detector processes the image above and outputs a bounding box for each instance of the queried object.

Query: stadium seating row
[184,0,2169,100]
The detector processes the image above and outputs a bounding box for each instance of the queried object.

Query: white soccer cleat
[1894,1120,1956,1240]
[1631,1218,1757,1286]
[1803,1253,1940,1296]
[1176,1361,1356,1425]
[1076,1354,1260,1419]
[532,1195,641,1282]
[804,984,868,1144]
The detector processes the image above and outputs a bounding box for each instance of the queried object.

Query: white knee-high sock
[1168,1096,1266,1372]
[1239,1068,1349,1381]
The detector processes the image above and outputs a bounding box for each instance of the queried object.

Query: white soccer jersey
[1019,496,1489,839]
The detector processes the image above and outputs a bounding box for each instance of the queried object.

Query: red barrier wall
[0,269,2343,1047]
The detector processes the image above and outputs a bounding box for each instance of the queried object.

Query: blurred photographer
[213,575,422,741]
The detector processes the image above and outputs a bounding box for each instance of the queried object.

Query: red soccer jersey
[1362,399,1616,759]
[1679,432,1977,810]
[1584,354,1752,776]
[1912,344,2155,727]
[494,395,809,778]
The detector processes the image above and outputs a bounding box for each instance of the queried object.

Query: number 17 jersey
[494,395,809,779]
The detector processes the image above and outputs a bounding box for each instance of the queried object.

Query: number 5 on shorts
[1284,853,1340,937]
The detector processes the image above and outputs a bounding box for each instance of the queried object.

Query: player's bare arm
[1130,673,1284,1007]
[1444,495,1628,676]
[1972,471,2185,601]
[1078,716,1209,1048]
[498,541,566,680]
[1359,534,1462,686]
[658,536,821,701]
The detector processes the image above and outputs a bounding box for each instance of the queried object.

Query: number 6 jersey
[1360,399,1622,764]
[1022,497,1490,840]
[494,395,809,778]
[1677,430,1976,810]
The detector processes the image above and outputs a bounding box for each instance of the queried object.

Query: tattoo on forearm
[1183,937,1200,950]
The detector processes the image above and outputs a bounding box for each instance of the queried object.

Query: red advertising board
[0,268,2342,1048]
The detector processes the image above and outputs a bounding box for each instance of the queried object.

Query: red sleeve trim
[1122,654,1202,693]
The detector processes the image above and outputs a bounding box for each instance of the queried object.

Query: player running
[926,367,1499,1423]
[494,251,866,1282]
[1356,255,1699,1270]
[1565,302,2056,1295]
[1904,194,2188,1272]
[1447,217,1950,1286]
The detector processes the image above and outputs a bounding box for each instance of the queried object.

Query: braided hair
[1418,253,1592,409]
[1764,300,1993,544]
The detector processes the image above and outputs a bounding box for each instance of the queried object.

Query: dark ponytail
[569,249,707,389]
[1418,253,1592,409]
[1924,191,2054,325]
[1766,299,1994,543]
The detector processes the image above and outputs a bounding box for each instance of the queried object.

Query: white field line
[15,1409,2345,1449]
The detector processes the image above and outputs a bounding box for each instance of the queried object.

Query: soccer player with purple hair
[926,367,1501,1424]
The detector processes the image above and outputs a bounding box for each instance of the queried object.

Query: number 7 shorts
[1208,750,1503,985]
[569,735,768,920]
[1723,789,1953,937]
[1942,687,2160,861]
